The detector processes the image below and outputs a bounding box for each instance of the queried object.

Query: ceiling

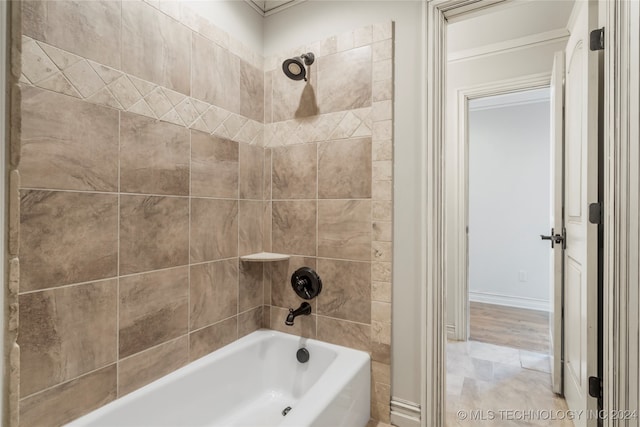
[247,0,307,16]
[447,0,575,55]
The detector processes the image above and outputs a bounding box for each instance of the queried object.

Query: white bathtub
[66,329,371,427]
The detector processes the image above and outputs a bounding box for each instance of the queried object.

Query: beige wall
[13,1,266,425]
[262,24,394,422]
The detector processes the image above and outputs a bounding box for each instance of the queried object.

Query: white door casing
[563,1,599,425]
[549,50,565,396]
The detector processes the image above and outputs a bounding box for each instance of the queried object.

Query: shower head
[282,53,315,82]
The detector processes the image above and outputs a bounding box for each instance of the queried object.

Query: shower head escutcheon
[282,52,315,82]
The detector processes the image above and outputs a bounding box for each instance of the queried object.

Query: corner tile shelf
[240,252,291,262]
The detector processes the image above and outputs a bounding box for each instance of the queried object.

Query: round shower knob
[291,267,322,300]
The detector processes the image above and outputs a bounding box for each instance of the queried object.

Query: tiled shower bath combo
[7,1,394,425]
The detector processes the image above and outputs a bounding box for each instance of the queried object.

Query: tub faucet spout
[285,302,312,326]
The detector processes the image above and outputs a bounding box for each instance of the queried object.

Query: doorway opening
[446,87,571,425]
[467,88,552,354]
[440,1,581,425]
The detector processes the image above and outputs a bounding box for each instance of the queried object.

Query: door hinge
[590,28,605,51]
[589,376,603,399]
[589,202,602,224]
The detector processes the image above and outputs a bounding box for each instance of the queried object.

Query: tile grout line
[188,128,192,362]
[116,109,121,397]
[19,362,119,403]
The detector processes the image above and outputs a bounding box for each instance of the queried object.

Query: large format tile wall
[12,1,266,425]
[8,1,394,425]
[262,24,394,423]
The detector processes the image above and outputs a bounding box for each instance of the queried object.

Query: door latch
[541,227,566,249]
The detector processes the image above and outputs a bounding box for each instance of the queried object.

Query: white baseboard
[390,398,421,427]
[469,291,550,312]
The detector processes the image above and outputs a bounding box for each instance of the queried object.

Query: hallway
[447,303,572,426]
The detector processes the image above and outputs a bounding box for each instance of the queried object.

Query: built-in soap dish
[240,252,290,262]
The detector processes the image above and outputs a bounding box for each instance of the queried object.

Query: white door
[549,50,565,396]
[563,1,600,425]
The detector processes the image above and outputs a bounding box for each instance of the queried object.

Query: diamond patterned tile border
[21,36,264,146]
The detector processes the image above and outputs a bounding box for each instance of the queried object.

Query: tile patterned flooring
[446,339,573,426]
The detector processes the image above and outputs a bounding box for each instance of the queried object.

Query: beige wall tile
[120,113,190,196]
[372,262,392,282]
[371,342,391,364]
[272,201,317,256]
[318,200,371,261]
[372,79,392,102]
[372,361,391,385]
[272,143,317,199]
[122,0,190,94]
[190,131,239,198]
[372,321,391,345]
[264,71,273,123]
[20,86,118,192]
[21,38,60,84]
[271,66,319,122]
[372,281,392,303]
[270,306,316,338]
[240,61,264,122]
[119,195,189,275]
[23,0,121,68]
[318,137,371,199]
[239,201,263,256]
[318,46,372,114]
[19,365,117,427]
[18,280,117,397]
[336,31,355,52]
[263,264,272,305]
[372,201,392,221]
[372,120,393,141]
[239,261,263,312]
[190,199,238,263]
[372,59,392,83]
[270,257,317,309]
[190,259,238,330]
[317,259,371,324]
[192,33,240,113]
[373,22,393,42]
[372,241,392,262]
[263,148,272,200]
[239,143,264,200]
[119,267,189,358]
[263,202,272,252]
[371,301,391,324]
[372,100,393,122]
[372,39,393,62]
[317,316,370,352]
[189,317,237,361]
[20,191,118,292]
[118,336,188,397]
[372,180,392,201]
[319,36,338,57]
[354,25,373,48]
[373,221,392,242]
[239,306,263,338]
[372,140,393,162]
[262,304,271,328]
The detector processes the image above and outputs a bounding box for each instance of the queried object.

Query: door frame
[420,0,628,426]
[451,73,552,342]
